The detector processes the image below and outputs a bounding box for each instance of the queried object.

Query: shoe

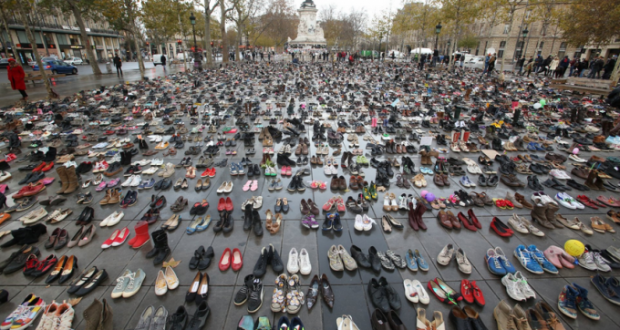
[514,245,543,274]
[501,273,526,301]
[247,278,263,313]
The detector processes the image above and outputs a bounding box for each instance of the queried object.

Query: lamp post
[522,28,529,59]
[189,12,200,70]
[446,40,451,56]
[378,32,383,61]
[435,23,441,50]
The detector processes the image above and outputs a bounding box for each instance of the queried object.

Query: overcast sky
[315,0,396,18]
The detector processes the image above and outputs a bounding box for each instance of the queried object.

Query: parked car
[28,57,57,67]
[63,57,84,66]
[463,56,485,70]
[32,60,78,75]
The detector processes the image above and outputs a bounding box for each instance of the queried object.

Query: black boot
[252,210,263,236]
[146,229,170,265]
[243,204,252,231]
[43,147,57,162]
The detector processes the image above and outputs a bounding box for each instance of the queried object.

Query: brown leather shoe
[446,211,461,229]
[349,176,359,190]
[108,189,121,204]
[571,166,590,179]
[514,193,533,209]
[338,176,347,190]
[441,174,451,186]
[330,177,339,190]
[434,174,444,186]
[437,210,452,229]
[99,189,112,205]
[387,311,407,330]
[500,174,525,187]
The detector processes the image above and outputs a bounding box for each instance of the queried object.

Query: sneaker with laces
[494,247,516,274]
[513,245,543,274]
[122,269,146,298]
[501,273,526,301]
[247,278,263,313]
[34,302,58,330]
[592,251,611,272]
[572,283,600,320]
[514,271,536,299]
[578,251,598,271]
[111,269,132,298]
[485,248,506,276]
[558,285,578,319]
[271,274,287,312]
[234,274,255,306]
[527,245,558,274]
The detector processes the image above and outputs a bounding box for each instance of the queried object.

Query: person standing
[113,54,123,77]
[160,54,167,71]
[569,57,578,77]
[516,57,525,75]
[588,56,604,79]
[7,59,27,101]
[481,53,491,75]
[603,55,616,79]
[556,56,569,78]
[578,58,588,77]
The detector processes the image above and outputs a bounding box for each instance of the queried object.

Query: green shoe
[369,181,378,199]
[111,269,132,298]
[362,185,371,200]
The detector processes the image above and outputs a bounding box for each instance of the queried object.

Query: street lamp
[189,12,200,70]
[378,32,383,61]
[446,40,451,56]
[435,23,442,50]
[521,28,529,59]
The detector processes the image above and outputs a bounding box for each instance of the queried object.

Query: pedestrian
[7,58,27,101]
[569,57,578,77]
[516,57,525,75]
[588,56,604,79]
[534,55,543,73]
[556,56,569,78]
[113,54,123,77]
[487,53,496,75]
[268,52,271,61]
[160,54,167,71]
[578,58,588,77]
[603,55,616,79]
[549,56,559,77]
[481,53,491,75]
[525,57,534,77]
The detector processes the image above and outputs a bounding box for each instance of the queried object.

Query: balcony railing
[7,18,120,35]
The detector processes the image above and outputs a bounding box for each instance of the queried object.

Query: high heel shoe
[76,206,94,225]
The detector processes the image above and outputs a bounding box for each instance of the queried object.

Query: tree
[458,35,478,50]
[198,0,220,66]
[320,5,366,51]
[558,0,620,48]
[493,0,528,74]
[230,0,262,61]
[220,0,239,62]
[13,0,56,99]
[434,0,480,69]
[38,0,103,74]
[0,3,19,63]
[100,0,145,77]
[392,1,438,50]
[249,0,297,49]
[142,0,181,58]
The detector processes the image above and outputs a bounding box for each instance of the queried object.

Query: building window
[515,41,524,59]
[56,34,68,45]
[559,42,567,51]
[537,41,544,56]
[498,41,506,58]
[69,35,80,46]
[16,31,29,43]
[503,25,509,34]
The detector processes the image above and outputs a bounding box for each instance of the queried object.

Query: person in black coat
[160,54,167,70]
[113,54,123,77]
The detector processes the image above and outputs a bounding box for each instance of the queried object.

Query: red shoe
[470,280,485,306]
[130,221,150,248]
[490,217,513,237]
[457,212,477,231]
[41,162,54,172]
[577,195,599,209]
[225,197,233,212]
[219,247,231,271]
[460,279,474,304]
[32,162,46,172]
[208,168,216,177]
[201,169,210,178]
[102,229,121,249]
[231,248,243,271]
[217,198,226,211]
[112,227,129,246]
[427,279,458,305]
[467,209,482,229]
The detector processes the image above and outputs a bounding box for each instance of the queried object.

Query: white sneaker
[411,279,430,304]
[330,165,338,175]
[508,214,529,234]
[354,214,365,231]
[501,273,526,301]
[514,271,536,299]
[287,248,299,274]
[299,248,311,275]
[130,175,142,187]
[437,244,454,266]
[362,214,376,231]
[143,167,158,175]
[568,154,586,162]
[593,252,611,272]
[578,251,598,271]
[121,175,134,187]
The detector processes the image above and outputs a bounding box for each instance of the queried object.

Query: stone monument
[288,0,326,49]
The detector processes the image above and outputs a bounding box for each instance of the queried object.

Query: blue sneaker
[527,245,558,274]
[573,283,601,320]
[406,249,418,271]
[590,274,620,305]
[558,285,578,319]
[486,248,507,275]
[236,163,245,175]
[513,245,543,274]
[139,178,155,190]
[415,249,429,271]
[495,247,516,274]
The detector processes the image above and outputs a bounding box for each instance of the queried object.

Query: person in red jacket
[7,58,27,101]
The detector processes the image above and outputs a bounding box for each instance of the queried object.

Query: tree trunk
[16,4,55,99]
[177,10,188,71]
[0,7,20,64]
[235,21,241,62]
[66,0,101,75]
[132,30,145,77]
[220,0,228,63]
[204,0,213,66]
[499,8,516,75]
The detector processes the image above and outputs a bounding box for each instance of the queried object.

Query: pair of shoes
[368,276,401,312]
[437,244,472,274]
[67,266,109,297]
[218,247,243,271]
[154,266,180,296]
[233,275,263,313]
[1,294,46,330]
[270,273,306,313]
[110,269,145,299]
[252,244,283,277]
[558,284,600,320]
[485,247,516,276]
[186,272,210,305]
[322,212,343,231]
[500,271,536,301]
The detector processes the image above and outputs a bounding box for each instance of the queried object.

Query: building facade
[0,12,122,65]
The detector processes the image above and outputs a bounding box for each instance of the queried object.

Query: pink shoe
[336,196,346,212]
[251,180,258,191]
[280,166,286,176]
[96,181,108,192]
[108,178,120,187]
[543,246,564,269]
[323,197,336,211]
[242,180,252,191]
[559,250,576,269]
[285,167,292,176]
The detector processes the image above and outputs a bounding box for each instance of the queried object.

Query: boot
[593,170,607,191]
[260,154,267,166]
[452,131,460,142]
[243,204,252,231]
[146,229,170,264]
[56,166,69,194]
[408,202,419,230]
[602,121,613,137]
[462,130,470,142]
[570,108,578,123]
[43,147,57,162]
[252,210,263,236]
[544,203,563,228]
[63,166,79,194]
[82,298,103,330]
[414,202,428,230]
[531,202,554,229]
[97,299,113,330]
[129,221,150,248]
[584,170,601,191]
